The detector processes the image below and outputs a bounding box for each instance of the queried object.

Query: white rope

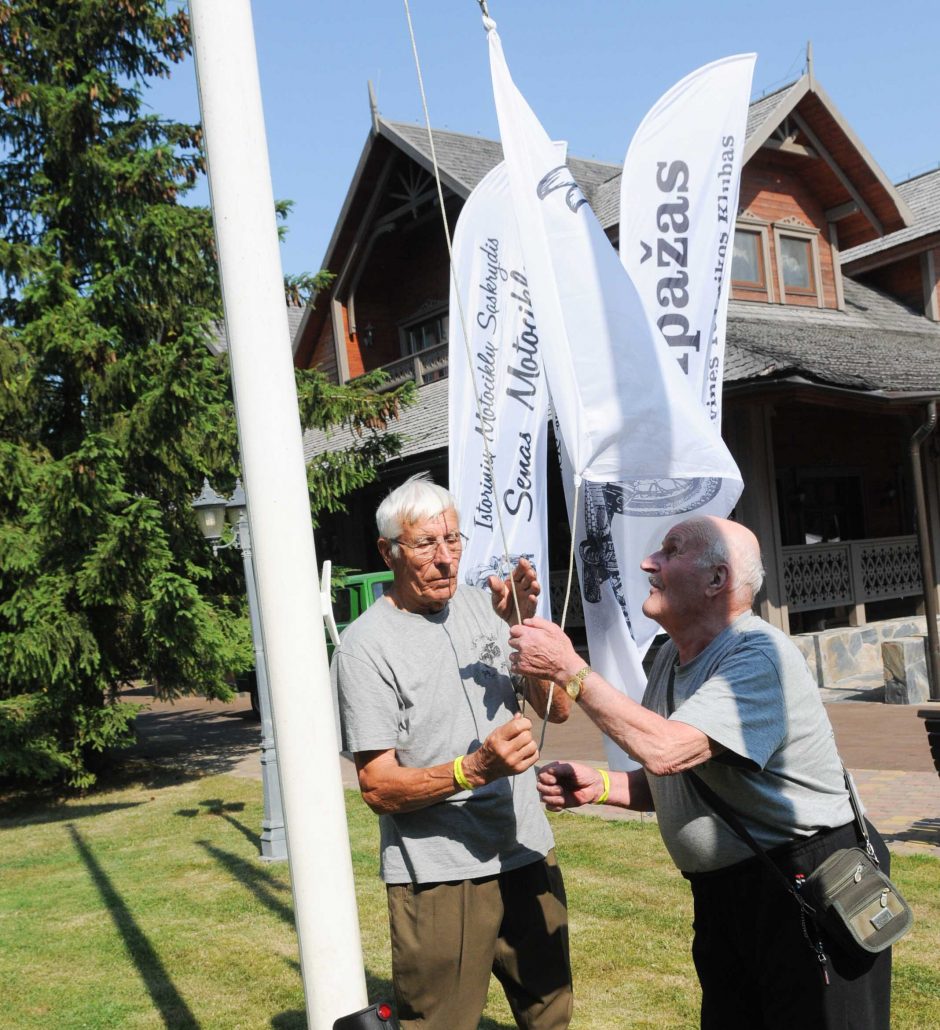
[401,0,522,630]
[403,0,585,748]
[537,474,581,751]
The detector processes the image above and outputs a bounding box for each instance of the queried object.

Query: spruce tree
[0,1,412,787]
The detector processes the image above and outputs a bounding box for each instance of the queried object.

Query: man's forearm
[608,768,655,811]
[521,675,571,724]
[574,671,718,775]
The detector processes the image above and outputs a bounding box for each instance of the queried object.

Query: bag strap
[841,764,878,864]
[685,771,810,903]
[664,663,840,976]
[685,770,830,984]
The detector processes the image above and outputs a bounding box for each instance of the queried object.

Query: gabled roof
[295,75,917,364]
[379,118,622,209]
[741,74,912,250]
[841,167,940,267]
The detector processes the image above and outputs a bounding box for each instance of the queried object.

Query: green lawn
[1,771,937,1028]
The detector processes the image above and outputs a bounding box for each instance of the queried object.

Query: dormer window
[732,214,826,307]
[731,223,773,300]
[732,229,767,289]
[779,234,815,295]
[774,226,822,306]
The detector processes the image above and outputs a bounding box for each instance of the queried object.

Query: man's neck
[670,607,751,665]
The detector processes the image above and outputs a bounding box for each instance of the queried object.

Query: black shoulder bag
[687,768,913,974]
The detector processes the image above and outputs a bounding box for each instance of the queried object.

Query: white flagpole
[188,3,367,1027]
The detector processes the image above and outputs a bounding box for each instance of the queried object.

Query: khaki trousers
[386,850,572,1030]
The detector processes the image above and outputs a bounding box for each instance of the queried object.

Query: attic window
[774,227,822,305]
[731,229,766,288]
[780,236,815,293]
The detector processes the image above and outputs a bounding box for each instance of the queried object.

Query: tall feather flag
[448,157,555,616]
[483,15,749,769]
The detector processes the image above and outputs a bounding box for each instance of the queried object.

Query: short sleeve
[670,645,787,770]
[332,648,401,753]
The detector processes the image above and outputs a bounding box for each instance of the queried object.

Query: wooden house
[294,72,940,658]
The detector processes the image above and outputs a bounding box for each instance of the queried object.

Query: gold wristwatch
[564,665,591,701]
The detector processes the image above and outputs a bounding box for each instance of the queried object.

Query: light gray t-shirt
[643,613,853,873]
[332,584,554,884]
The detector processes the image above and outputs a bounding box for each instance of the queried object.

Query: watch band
[564,664,591,701]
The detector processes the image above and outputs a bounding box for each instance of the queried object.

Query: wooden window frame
[398,304,449,357]
[731,222,774,301]
[774,225,823,308]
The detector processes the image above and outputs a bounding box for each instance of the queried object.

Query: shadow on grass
[198,840,293,923]
[175,798,261,852]
[68,823,200,1029]
[0,800,143,829]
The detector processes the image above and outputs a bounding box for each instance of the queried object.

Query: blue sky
[148,1,940,277]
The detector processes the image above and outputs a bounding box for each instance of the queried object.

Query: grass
[0,770,938,1029]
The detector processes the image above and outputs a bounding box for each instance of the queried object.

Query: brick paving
[130,687,940,860]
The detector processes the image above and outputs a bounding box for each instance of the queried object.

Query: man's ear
[705,563,730,596]
[377,538,393,569]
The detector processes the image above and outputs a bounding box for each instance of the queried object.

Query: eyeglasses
[391,532,467,561]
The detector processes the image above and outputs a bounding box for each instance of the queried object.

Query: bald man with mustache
[510,516,892,1030]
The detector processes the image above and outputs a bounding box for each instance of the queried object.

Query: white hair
[376,473,458,555]
[685,518,765,599]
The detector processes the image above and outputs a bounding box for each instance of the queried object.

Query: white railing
[782,535,921,614]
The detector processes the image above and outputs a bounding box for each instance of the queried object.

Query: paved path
[129,688,940,859]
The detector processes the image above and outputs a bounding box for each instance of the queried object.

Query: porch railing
[548,571,585,628]
[356,342,449,390]
[781,535,921,615]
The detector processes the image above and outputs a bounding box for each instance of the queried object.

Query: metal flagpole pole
[188,2,367,1025]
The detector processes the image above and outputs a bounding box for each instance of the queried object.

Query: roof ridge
[896,165,940,188]
[748,78,799,108]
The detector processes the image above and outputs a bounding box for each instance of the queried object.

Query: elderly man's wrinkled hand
[464,713,538,784]
[537,760,604,811]
[508,617,583,685]
[488,556,540,626]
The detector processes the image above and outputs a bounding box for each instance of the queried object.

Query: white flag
[448,159,553,617]
[485,19,745,769]
[620,53,756,427]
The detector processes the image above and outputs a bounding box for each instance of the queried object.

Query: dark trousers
[685,821,892,1030]
[386,851,572,1030]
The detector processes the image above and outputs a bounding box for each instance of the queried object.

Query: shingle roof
[302,278,940,464]
[382,118,622,210]
[303,376,449,464]
[725,277,940,392]
[745,82,799,141]
[841,167,940,263]
[383,121,505,194]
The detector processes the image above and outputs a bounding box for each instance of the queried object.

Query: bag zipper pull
[815,941,830,986]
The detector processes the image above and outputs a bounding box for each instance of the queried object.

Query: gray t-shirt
[643,613,854,873]
[332,584,554,884]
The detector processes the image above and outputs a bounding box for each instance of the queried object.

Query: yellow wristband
[453,755,474,793]
[595,767,610,805]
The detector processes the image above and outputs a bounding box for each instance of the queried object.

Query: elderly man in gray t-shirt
[510,515,892,1030]
[332,474,573,1030]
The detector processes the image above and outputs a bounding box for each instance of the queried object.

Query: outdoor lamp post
[192,477,287,862]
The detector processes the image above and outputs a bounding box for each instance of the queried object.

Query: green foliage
[0,0,249,788]
[297,368,416,520]
[0,1,412,789]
